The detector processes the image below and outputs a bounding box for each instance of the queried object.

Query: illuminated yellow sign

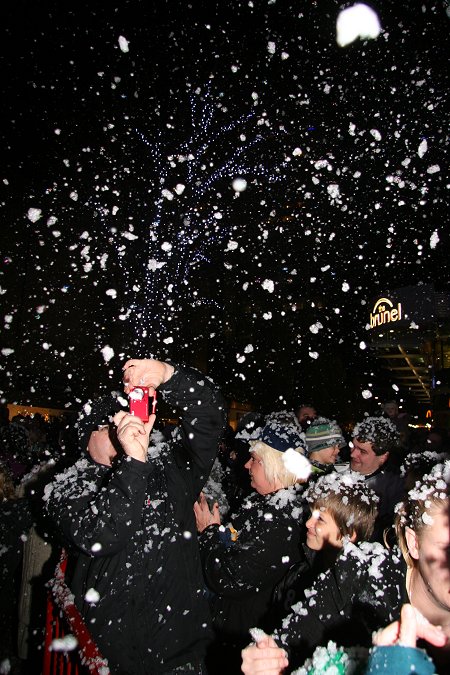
[370,297,403,329]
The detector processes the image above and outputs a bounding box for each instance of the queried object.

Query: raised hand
[122,359,175,395]
[113,410,155,463]
[241,632,288,675]
[373,604,447,649]
[194,492,221,532]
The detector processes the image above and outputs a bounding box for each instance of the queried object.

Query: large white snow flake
[262,279,274,293]
[147,259,166,271]
[283,449,312,481]
[101,345,114,363]
[226,240,239,251]
[118,36,129,53]
[309,322,323,334]
[51,635,78,652]
[84,588,100,603]
[430,230,439,249]
[418,139,428,158]
[336,3,381,47]
[362,390,373,399]
[232,178,247,192]
[27,208,42,223]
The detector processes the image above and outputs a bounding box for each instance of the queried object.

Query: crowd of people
[1,359,449,674]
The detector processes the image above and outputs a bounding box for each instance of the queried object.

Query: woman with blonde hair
[194,420,309,673]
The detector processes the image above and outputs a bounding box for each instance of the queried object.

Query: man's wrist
[162,362,175,383]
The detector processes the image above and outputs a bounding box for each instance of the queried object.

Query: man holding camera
[45,358,226,675]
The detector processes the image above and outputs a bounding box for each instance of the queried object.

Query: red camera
[129,387,157,422]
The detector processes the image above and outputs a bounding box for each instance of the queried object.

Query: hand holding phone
[129,387,157,422]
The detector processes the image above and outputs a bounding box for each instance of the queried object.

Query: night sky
[1,1,449,422]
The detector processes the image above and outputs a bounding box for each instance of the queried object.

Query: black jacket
[44,366,226,675]
[274,541,408,671]
[198,485,304,640]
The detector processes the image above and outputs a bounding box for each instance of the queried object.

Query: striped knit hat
[305,417,346,456]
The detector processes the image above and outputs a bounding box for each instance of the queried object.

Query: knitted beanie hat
[76,393,127,452]
[305,417,346,456]
[253,420,306,454]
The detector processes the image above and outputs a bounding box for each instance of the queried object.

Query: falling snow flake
[118,36,129,53]
[430,231,439,249]
[362,390,373,399]
[232,178,247,192]
[426,165,440,174]
[327,184,341,200]
[27,208,42,223]
[309,322,323,334]
[147,259,166,271]
[226,240,238,251]
[101,346,114,363]
[84,588,100,603]
[262,279,275,293]
[336,3,381,48]
[418,139,428,158]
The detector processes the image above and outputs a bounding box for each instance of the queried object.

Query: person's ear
[379,451,389,467]
[349,530,358,543]
[405,526,420,561]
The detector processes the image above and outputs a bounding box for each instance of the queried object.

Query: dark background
[1,0,448,423]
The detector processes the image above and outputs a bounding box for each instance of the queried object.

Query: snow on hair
[395,460,450,566]
[250,441,305,487]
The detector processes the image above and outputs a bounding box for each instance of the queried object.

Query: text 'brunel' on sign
[369,297,403,329]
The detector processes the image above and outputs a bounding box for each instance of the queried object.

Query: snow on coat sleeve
[198,503,298,598]
[44,456,153,557]
[159,365,227,494]
[273,542,404,666]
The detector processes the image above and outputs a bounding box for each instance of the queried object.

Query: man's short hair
[304,473,379,542]
[352,416,399,456]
